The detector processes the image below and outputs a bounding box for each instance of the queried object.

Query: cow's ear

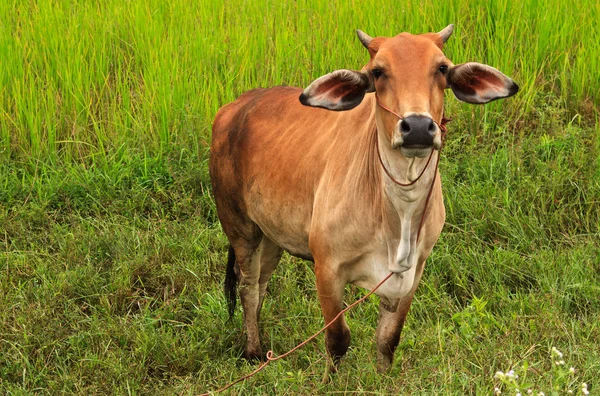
[300,69,374,111]
[447,62,519,104]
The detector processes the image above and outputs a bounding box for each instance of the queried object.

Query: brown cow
[209,25,518,373]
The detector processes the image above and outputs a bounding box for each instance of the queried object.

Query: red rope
[200,97,451,395]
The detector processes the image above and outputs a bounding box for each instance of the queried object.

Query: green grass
[1,0,599,394]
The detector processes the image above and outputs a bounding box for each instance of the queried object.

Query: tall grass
[0,0,597,161]
[1,0,599,394]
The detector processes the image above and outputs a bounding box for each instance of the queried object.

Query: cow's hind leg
[257,237,283,322]
[231,236,265,360]
[231,235,282,360]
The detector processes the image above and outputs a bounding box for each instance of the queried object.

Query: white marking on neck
[389,211,416,273]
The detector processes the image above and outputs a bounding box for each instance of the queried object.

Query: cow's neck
[375,124,438,275]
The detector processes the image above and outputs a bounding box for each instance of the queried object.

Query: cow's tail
[224,245,238,320]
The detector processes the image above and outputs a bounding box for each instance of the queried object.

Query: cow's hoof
[243,347,264,362]
[376,354,393,373]
[322,358,339,383]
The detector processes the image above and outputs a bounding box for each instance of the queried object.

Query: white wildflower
[582,383,589,395]
[551,347,563,359]
[527,390,533,395]
[567,391,573,395]
[569,367,576,374]
[494,387,502,395]
[495,371,506,380]
[538,392,545,396]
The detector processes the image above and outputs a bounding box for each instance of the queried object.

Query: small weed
[450,296,505,339]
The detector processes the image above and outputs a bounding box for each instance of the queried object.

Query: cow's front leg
[375,258,426,372]
[375,294,414,372]
[315,262,349,382]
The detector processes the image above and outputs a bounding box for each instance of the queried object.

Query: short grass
[1,0,599,394]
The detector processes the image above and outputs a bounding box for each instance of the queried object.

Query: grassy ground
[1,0,599,394]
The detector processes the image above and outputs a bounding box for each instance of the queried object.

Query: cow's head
[300,25,519,158]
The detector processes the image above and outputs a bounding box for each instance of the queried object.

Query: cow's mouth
[400,145,433,158]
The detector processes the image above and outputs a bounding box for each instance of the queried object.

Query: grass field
[1,0,599,394]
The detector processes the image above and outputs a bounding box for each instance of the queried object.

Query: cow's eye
[438,64,449,74]
[371,68,383,79]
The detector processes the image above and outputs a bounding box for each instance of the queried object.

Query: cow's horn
[356,30,373,49]
[438,24,454,43]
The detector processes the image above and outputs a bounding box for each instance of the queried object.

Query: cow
[209,25,518,374]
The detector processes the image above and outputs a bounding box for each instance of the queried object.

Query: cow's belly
[247,198,313,260]
[261,223,313,261]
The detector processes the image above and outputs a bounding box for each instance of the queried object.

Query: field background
[1,0,599,394]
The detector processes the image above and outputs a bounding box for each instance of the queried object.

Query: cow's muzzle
[392,115,442,157]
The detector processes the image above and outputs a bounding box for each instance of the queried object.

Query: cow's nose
[399,115,436,147]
